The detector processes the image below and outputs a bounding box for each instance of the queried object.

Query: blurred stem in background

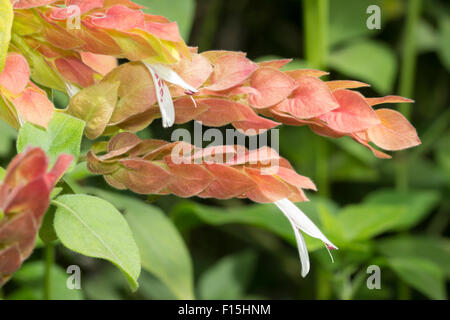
[302,0,330,198]
[396,0,423,193]
[198,0,223,51]
[396,0,423,300]
[303,0,332,299]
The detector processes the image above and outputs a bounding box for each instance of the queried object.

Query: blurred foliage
[1,0,449,300]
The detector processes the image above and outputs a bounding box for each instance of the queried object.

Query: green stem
[396,2,422,298]
[303,0,332,298]
[303,0,329,69]
[396,0,423,193]
[303,0,330,197]
[44,242,54,300]
[316,136,330,197]
[398,0,423,117]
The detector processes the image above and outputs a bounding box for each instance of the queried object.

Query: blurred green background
[1,0,449,300]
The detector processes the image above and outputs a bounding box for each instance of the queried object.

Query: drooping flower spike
[0,147,73,286]
[87,132,336,275]
[68,50,421,157]
[87,132,316,203]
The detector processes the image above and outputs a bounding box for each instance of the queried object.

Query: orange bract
[87,132,315,203]
[68,50,420,158]
[0,53,54,128]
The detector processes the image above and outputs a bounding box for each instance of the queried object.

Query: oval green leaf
[17,112,85,170]
[86,188,195,300]
[53,194,141,291]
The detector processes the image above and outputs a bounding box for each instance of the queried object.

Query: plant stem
[396,0,423,193]
[303,0,330,198]
[303,0,329,69]
[315,135,330,197]
[44,242,54,300]
[303,0,332,298]
[395,1,423,299]
[398,0,423,118]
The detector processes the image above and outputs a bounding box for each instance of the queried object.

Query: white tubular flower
[144,63,198,128]
[274,198,338,277]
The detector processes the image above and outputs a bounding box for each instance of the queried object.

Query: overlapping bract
[167,52,421,158]
[68,50,420,158]
[87,132,316,203]
[10,0,189,90]
[0,52,53,128]
[0,148,72,286]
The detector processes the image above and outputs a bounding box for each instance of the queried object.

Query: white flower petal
[285,214,310,277]
[275,199,338,250]
[148,63,198,93]
[65,82,80,98]
[145,64,175,128]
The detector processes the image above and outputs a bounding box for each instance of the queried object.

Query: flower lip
[274,198,338,277]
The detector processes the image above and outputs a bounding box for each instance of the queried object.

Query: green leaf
[328,39,397,94]
[387,257,447,300]
[0,0,13,72]
[86,188,194,300]
[39,206,58,244]
[52,194,141,291]
[198,250,257,300]
[11,261,83,300]
[137,271,177,300]
[378,235,450,278]
[6,288,42,300]
[438,15,450,71]
[83,265,125,300]
[134,0,196,40]
[363,189,440,230]
[17,112,85,170]
[336,204,407,241]
[172,201,295,244]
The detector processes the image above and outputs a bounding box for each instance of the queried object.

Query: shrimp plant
[0,0,420,296]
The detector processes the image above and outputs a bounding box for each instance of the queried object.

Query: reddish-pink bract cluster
[70,50,420,158]
[0,148,72,286]
[87,132,316,203]
[170,52,421,158]
[11,0,189,90]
